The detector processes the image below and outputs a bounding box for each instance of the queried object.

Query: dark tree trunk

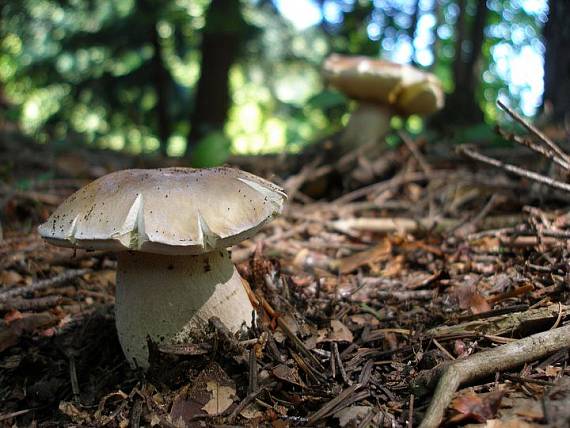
[186,0,244,157]
[434,0,488,127]
[150,23,172,157]
[543,0,570,123]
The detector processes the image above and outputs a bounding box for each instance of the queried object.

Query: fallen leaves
[334,238,392,274]
[170,362,236,426]
[449,389,504,423]
[453,278,491,314]
[0,311,59,352]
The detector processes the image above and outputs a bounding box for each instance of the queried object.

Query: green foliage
[190,132,231,167]
[0,0,549,160]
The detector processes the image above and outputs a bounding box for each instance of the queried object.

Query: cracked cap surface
[38,167,287,255]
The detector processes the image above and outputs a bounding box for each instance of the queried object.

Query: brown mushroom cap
[38,167,286,255]
[322,54,444,115]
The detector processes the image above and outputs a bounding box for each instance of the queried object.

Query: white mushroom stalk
[322,54,445,148]
[115,250,252,368]
[38,167,286,369]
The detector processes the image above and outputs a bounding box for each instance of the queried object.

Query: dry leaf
[329,320,353,343]
[272,364,306,387]
[201,381,235,415]
[453,279,491,314]
[334,239,392,274]
[240,403,263,419]
[449,390,504,423]
[59,401,91,423]
[170,362,236,426]
[0,270,23,286]
[4,309,23,324]
[334,405,372,427]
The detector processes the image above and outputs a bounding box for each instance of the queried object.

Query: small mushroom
[322,54,444,147]
[38,167,286,369]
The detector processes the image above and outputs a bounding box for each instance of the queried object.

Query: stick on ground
[418,323,570,428]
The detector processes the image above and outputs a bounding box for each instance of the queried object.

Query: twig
[0,409,32,422]
[248,349,258,394]
[69,354,81,403]
[432,338,455,360]
[333,172,432,204]
[332,342,351,385]
[418,323,570,428]
[330,217,460,234]
[497,99,570,167]
[0,295,64,312]
[228,383,275,423]
[502,374,555,387]
[307,383,362,426]
[408,394,415,428]
[0,269,90,301]
[458,145,570,194]
[497,127,570,171]
[399,132,432,176]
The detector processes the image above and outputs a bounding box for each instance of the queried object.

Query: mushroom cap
[322,54,444,115]
[38,167,286,255]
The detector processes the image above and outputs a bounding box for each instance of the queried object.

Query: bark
[186,0,244,157]
[433,0,488,127]
[543,0,570,123]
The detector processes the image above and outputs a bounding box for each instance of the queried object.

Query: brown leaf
[449,390,504,423]
[0,312,59,352]
[329,320,354,343]
[543,376,570,426]
[0,270,24,286]
[59,401,92,424]
[272,364,306,387]
[4,309,23,324]
[334,406,372,427]
[453,279,491,314]
[201,381,236,415]
[381,254,405,277]
[334,239,392,274]
[170,362,236,426]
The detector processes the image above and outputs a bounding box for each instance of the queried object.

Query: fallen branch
[497,99,570,167]
[426,303,568,338]
[0,295,65,312]
[0,269,90,301]
[418,323,570,428]
[458,145,570,194]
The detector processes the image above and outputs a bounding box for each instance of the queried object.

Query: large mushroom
[38,167,286,369]
[322,54,444,148]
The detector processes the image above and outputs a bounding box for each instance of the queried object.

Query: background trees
[0,0,552,161]
[543,0,570,124]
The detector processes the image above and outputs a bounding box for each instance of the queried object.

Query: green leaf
[191,132,231,167]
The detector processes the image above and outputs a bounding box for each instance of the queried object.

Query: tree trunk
[543,0,570,124]
[186,0,244,157]
[433,0,488,127]
[150,23,172,157]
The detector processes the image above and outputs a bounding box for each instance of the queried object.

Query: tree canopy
[0,0,554,163]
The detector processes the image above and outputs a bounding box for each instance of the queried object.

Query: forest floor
[2,122,570,427]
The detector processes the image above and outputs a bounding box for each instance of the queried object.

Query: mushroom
[322,54,444,148]
[38,167,286,369]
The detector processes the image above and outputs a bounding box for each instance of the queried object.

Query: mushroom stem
[341,102,393,149]
[115,249,254,368]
